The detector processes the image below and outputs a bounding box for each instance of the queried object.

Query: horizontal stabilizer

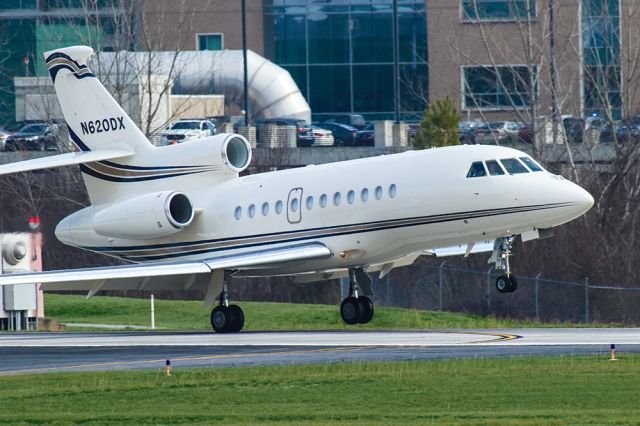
[0,149,134,175]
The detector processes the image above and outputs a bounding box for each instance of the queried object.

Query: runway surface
[1,328,639,375]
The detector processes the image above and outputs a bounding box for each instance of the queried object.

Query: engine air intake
[223,136,251,172]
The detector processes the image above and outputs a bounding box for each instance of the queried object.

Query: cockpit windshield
[499,158,529,174]
[519,157,544,172]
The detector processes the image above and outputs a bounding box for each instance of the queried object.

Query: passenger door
[287,188,303,224]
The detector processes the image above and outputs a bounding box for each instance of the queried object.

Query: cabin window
[499,158,529,174]
[275,200,283,214]
[290,197,299,213]
[320,194,328,208]
[234,206,242,220]
[361,188,369,202]
[347,190,355,204]
[520,157,543,172]
[248,204,256,218]
[466,161,487,178]
[485,160,505,176]
[333,192,341,206]
[375,185,383,200]
[389,184,397,198]
[306,196,314,210]
[261,202,269,216]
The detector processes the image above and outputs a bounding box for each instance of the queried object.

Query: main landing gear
[340,269,374,325]
[489,237,518,293]
[210,280,245,333]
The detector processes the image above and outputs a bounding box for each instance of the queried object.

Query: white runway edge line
[1,329,640,348]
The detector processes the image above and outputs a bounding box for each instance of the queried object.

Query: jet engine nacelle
[208,133,252,174]
[92,191,194,240]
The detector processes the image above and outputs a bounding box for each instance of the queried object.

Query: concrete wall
[171,95,225,120]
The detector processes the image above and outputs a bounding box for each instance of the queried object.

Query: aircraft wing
[0,149,134,175]
[0,243,331,299]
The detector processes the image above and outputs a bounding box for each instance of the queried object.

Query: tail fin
[44,46,153,154]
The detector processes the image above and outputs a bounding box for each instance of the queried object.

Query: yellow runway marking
[0,346,366,376]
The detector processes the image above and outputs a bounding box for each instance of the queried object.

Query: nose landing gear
[489,237,518,293]
[340,268,374,324]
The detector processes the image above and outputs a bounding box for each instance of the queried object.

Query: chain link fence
[350,264,640,325]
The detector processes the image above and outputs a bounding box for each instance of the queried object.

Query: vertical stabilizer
[44,46,153,154]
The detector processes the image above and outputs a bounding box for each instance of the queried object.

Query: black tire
[211,305,231,333]
[228,304,245,332]
[507,275,518,293]
[37,140,46,151]
[357,296,374,324]
[340,297,361,325]
[495,275,510,293]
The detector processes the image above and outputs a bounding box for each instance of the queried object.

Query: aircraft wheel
[358,296,374,324]
[211,306,231,333]
[507,275,518,293]
[228,304,245,332]
[495,275,510,293]
[340,297,361,325]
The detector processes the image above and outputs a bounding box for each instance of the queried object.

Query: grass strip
[44,293,562,331]
[0,356,638,425]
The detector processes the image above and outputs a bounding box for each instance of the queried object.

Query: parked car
[160,119,216,145]
[355,122,374,146]
[322,114,367,130]
[458,120,484,144]
[319,122,359,146]
[599,122,640,143]
[473,121,522,144]
[4,123,59,151]
[309,125,334,147]
[254,117,314,147]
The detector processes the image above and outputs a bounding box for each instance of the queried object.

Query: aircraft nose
[571,183,594,215]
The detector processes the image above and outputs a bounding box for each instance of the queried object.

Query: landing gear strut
[489,237,518,293]
[340,269,374,325]
[210,279,245,333]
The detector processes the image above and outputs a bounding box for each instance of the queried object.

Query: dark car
[355,122,374,146]
[322,114,367,130]
[254,118,314,147]
[320,122,359,146]
[4,123,59,151]
[599,122,640,143]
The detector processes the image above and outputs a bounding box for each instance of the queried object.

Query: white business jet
[0,46,593,332]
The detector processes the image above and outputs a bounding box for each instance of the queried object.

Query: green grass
[44,293,549,331]
[1,356,639,424]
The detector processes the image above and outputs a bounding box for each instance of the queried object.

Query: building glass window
[462,0,537,21]
[263,0,428,121]
[582,0,622,119]
[463,65,535,110]
[197,33,223,51]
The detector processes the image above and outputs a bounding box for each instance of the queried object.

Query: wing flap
[0,149,134,175]
[428,240,495,257]
[0,242,332,292]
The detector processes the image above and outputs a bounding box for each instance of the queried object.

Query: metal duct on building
[91,50,311,123]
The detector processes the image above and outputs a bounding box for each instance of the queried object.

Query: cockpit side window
[485,160,505,176]
[499,158,529,174]
[519,157,544,172]
[466,161,487,178]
